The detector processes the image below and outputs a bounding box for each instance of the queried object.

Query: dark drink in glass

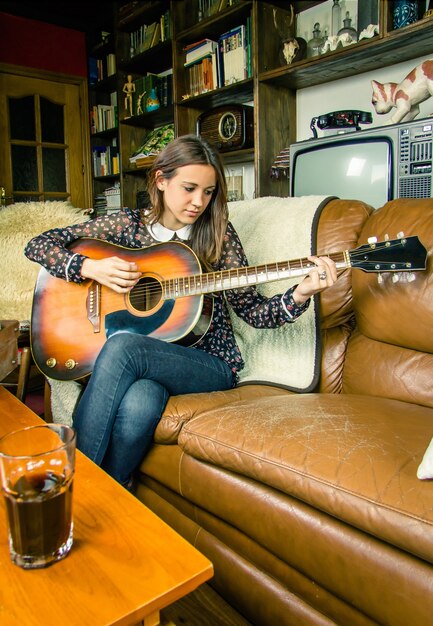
[4,471,73,566]
[0,424,76,568]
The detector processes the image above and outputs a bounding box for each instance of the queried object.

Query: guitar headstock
[349,234,427,273]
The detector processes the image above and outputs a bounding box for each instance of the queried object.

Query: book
[198,0,221,20]
[142,22,157,52]
[90,102,117,133]
[245,16,252,78]
[219,25,247,86]
[184,57,215,97]
[157,69,173,107]
[160,9,171,41]
[92,144,119,176]
[211,49,218,89]
[106,53,116,76]
[184,38,218,65]
[129,20,161,56]
[96,58,104,81]
[92,146,106,176]
[112,154,119,175]
[150,22,161,48]
[88,57,98,85]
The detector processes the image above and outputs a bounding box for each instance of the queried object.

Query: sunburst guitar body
[30,239,212,381]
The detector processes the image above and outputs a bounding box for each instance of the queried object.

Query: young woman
[25,134,337,488]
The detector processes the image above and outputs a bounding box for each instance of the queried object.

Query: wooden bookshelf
[87,0,433,207]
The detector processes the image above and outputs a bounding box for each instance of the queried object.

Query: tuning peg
[368,236,378,244]
[397,272,416,283]
[392,273,400,283]
[384,233,390,241]
[377,273,383,284]
[397,231,405,239]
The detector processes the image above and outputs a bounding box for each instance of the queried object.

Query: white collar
[147,222,192,242]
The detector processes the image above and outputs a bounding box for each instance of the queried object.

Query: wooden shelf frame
[88,0,433,206]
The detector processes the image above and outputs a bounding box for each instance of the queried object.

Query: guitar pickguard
[105,300,175,339]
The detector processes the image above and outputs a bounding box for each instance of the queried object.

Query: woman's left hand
[292,256,337,305]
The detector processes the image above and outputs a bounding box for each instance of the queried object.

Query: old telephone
[310,110,372,138]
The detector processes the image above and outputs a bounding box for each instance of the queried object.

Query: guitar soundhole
[129,277,162,312]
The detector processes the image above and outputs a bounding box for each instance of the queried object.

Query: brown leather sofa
[135,197,433,626]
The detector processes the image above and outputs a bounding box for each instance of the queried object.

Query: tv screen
[291,137,392,208]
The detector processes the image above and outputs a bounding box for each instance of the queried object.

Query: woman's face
[156,164,217,231]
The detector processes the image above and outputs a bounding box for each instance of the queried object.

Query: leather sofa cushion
[343,329,433,408]
[139,449,433,626]
[346,198,433,406]
[154,384,290,444]
[177,393,433,564]
[354,198,433,353]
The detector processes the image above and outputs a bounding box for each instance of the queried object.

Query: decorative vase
[146,87,160,112]
[337,11,358,41]
[393,0,418,29]
[331,0,342,36]
[307,23,325,58]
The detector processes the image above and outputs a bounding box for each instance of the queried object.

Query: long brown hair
[146,134,228,267]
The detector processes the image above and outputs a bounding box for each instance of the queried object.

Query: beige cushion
[228,195,330,392]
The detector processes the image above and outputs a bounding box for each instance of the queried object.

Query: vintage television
[289,118,433,208]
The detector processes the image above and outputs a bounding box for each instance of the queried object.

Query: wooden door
[0,66,91,208]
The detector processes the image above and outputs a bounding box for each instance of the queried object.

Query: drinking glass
[0,423,76,569]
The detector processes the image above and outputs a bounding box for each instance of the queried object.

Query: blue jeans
[72,333,234,486]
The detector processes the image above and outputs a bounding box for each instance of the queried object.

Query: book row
[90,91,118,134]
[88,54,116,85]
[198,0,242,22]
[128,9,171,58]
[182,22,251,99]
[92,145,119,177]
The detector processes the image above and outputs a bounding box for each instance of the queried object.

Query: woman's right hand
[81,256,141,293]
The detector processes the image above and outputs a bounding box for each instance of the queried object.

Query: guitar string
[130,246,410,300]
[117,252,348,300]
[126,262,411,298]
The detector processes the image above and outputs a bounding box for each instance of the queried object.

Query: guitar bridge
[86,282,101,333]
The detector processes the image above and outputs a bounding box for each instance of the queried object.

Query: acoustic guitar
[30,235,427,381]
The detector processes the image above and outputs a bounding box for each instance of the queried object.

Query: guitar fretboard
[163,252,350,299]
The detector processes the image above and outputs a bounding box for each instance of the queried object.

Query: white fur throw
[0,201,89,321]
[48,378,83,426]
[228,196,331,392]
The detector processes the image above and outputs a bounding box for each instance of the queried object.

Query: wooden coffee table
[0,387,213,626]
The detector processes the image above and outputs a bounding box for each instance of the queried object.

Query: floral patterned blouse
[24,207,309,383]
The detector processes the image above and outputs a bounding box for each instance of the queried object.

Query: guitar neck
[163,250,350,298]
